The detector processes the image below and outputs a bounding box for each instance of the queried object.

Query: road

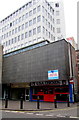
[2,106,79,119]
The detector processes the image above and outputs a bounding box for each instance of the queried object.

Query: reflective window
[33,17,36,24]
[37,26,41,33]
[29,30,32,37]
[29,20,32,26]
[37,5,41,12]
[33,8,36,14]
[29,10,32,16]
[33,28,36,35]
[37,15,41,22]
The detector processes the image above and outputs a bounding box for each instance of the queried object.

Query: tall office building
[0,0,66,54]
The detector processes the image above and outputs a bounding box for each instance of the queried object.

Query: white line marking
[45,114,54,116]
[26,113,33,115]
[36,114,43,116]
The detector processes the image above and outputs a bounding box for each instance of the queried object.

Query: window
[29,30,32,37]
[45,19,47,25]
[10,23,12,27]
[19,17,21,22]
[37,26,41,33]
[56,19,60,24]
[53,27,55,33]
[22,15,25,20]
[25,22,28,28]
[57,28,61,33]
[37,15,41,22]
[29,1,32,7]
[21,33,24,40]
[43,26,45,34]
[56,11,59,16]
[29,10,32,16]
[45,9,47,16]
[48,22,50,28]
[18,26,21,31]
[55,3,59,7]
[18,35,20,41]
[33,28,36,35]
[25,32,28,38]
[33,0,36,5]
[42,16,45,22]
[14,37,17,43]
[49,32,50,38]
[26,13,28,18]
[37,5,41,12]
[33,17,36,24]
[46,29,48,36]
[48,13,50,19]
[12,29,14,35]
[29,20,32,26]
[15,28,17,33]
[42,6,44,12]
[53,19,54,24]
[22,24,24,30]
[33,8,36,14]
[51,25,52,30]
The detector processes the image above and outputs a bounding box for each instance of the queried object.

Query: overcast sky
[0,0,78,42]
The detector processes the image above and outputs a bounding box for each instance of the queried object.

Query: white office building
[0,0,66,54]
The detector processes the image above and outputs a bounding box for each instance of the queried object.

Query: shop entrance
[25,88,29,101]
[32,86,69,102]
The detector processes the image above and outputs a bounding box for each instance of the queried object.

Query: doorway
[25,88,29,101]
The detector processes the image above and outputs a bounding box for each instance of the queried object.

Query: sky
[0,0,78,42]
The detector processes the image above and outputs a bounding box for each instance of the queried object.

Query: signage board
[48,70,59,80]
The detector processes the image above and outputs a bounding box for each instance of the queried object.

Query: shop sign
[11,83,30,88]
[30,81,61,86]
[48,70,59,80]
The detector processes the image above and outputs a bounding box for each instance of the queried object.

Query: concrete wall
[2,40,70,84]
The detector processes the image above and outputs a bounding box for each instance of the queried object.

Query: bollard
[20,95,23,109]
[5,95,8,108]
[67,95,70,107]
[37,96,40,109]
[54,96,57,108]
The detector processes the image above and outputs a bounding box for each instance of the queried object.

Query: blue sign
[48,70,59,80]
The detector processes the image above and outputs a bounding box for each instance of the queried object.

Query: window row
[1,5,41,32]
[1,0,39,24]
[1,16,41,40]
[3,26,41,46]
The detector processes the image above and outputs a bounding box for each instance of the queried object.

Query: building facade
[2,40,77,102]
[0,45,2,99]
[77,2,79,49]
[76,50,79,93]
[0,0,65,54]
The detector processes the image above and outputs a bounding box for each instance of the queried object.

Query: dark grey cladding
[2,40,71,83]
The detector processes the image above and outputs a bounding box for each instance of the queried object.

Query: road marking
[36,114,43,116]
[26,113,33,115]
[45,114,54,117]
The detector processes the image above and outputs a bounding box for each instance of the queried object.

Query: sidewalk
[1,100,77,111]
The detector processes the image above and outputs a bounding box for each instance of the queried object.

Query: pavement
[1,100,78,111]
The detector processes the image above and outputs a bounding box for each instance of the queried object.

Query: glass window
[37,15,41,22]
[12,29,14,35]
[57,28,61,33]
[46,29,48,36]
[15,28,17,33]
[29,10,32,16]
[42,6,44,12]
[29,30,32,37]
[37,5,41,12]
[25,32,28,38]
[9,31,11,36]
[22,24,24,30]
[37,26,41,33]
[51,25,52,30]
[18,35,20,41]
[19,17,21,22]
[25,22,28,28]
[18,26,21,31]
[26,13,28,18]
[56,11,59,16]
[21,33,24,40]
[56,19,60,24]
[33,17,36,24]
[48,22,50,28]
[33,8,36,14]
[42,16,45,22]
[22,15,25,20]
[45,9,47,16]
[43,26,45,34]
[33,28,36,35]
[49,32,50,38]
[33,0,36,5]
[29,1,32,7]
[29,20,32,26]
[53,27,55,33]
[55,3,59,7]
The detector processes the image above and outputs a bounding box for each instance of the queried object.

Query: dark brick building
[2,39,77,102]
